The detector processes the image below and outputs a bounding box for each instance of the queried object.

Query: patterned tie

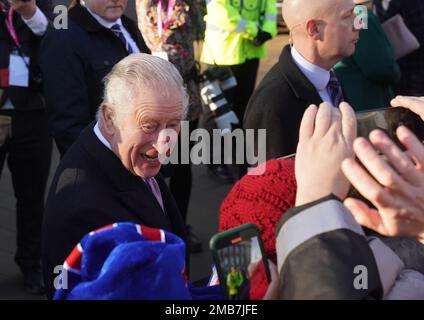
[110,24,133,54]
[327,70,344,108]
[144,177,165,212]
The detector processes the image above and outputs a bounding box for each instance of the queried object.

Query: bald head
[283,0,326,30]
[282,0,360,70]
[282,0,354,30]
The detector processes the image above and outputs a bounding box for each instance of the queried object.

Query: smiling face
[103,88,183,178]
[84,0,128,22]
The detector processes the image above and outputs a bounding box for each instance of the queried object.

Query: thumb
[344,198,387,235]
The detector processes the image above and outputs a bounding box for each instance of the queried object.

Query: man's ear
[100,104,117,136]
[306,19,321,40]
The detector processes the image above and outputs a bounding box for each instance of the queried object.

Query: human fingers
[341,157,392,207]
[391,96,424,121]
[344,197,387,235]
[353,137,408,190]
[298,104,318,143]
[369,129,418,184]
[339,102,357,145]
[397,126,424,171]
[314,102,333,138]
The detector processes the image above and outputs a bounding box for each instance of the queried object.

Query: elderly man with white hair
[42,54,189,299]
[244,0,361,160]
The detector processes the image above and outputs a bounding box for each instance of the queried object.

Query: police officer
[200,0,277,181]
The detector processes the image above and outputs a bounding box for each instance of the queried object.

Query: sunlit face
[108,88,183,178]
[84,0,128,22]
[320,0,361,60]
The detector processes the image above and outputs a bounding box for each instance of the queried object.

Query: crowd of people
[0,0,423,300]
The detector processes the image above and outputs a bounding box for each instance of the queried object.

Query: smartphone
[356,107,424,147]
[209,223,270,300]
[349,107,424,208]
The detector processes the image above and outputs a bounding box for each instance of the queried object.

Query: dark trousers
[229,58,260,123]
[0,109,52,269]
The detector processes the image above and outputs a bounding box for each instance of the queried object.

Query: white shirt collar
[94,122,112,151]
[291,46,331,91]
[85,5,122,29]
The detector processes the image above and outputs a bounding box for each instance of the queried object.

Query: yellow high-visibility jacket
[201,0,277,66]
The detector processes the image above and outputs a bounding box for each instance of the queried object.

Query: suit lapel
[116,189,172,231]
[121,16,141,50]
[278,45,323,107]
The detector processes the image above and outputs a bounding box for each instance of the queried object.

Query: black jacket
[0,0,53,111]
[243,45,323,159]
[276,196,383,299]
[42,123,188,299]
[39,3,150,154]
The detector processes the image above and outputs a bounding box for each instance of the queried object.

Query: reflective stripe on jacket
[201,0,277,65]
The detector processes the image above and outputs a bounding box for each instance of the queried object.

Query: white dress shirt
[22,6,48,36]
[290,46,334,106]
[1,6,48,110]
[85,6,140,54]
[94,121,112,150]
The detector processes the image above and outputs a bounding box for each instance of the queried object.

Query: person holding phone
[0,0,53,294]
[342,95,424,244]
[276,101,424,299]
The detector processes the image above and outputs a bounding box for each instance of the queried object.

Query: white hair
[98,53,188,126]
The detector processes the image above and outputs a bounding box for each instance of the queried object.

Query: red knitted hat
[219,158,297,264]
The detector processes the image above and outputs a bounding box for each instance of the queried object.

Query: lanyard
[157,0,175,38]
[5,8,20,48]
[4,7,30,71]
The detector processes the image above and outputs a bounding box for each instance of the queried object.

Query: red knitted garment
[219,158,296,299]
[219,158,297,263]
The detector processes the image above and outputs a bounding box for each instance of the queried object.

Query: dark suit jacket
[0,0,53,111]
[39,3,150,155]
[42,122,188,299]
[243,45,323,159]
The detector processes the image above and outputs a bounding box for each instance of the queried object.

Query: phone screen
[356,107,424,146]
[215,234,269,300]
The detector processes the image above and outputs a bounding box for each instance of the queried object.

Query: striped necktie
[327,70,344,108]
[110,24,133,54]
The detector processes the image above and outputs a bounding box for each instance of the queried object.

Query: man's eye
[142,123,158,133]
[167,122,181,129]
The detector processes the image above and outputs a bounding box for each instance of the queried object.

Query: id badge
[0,115,12,147]
[9,52,30,87]
[152,51,169,61]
